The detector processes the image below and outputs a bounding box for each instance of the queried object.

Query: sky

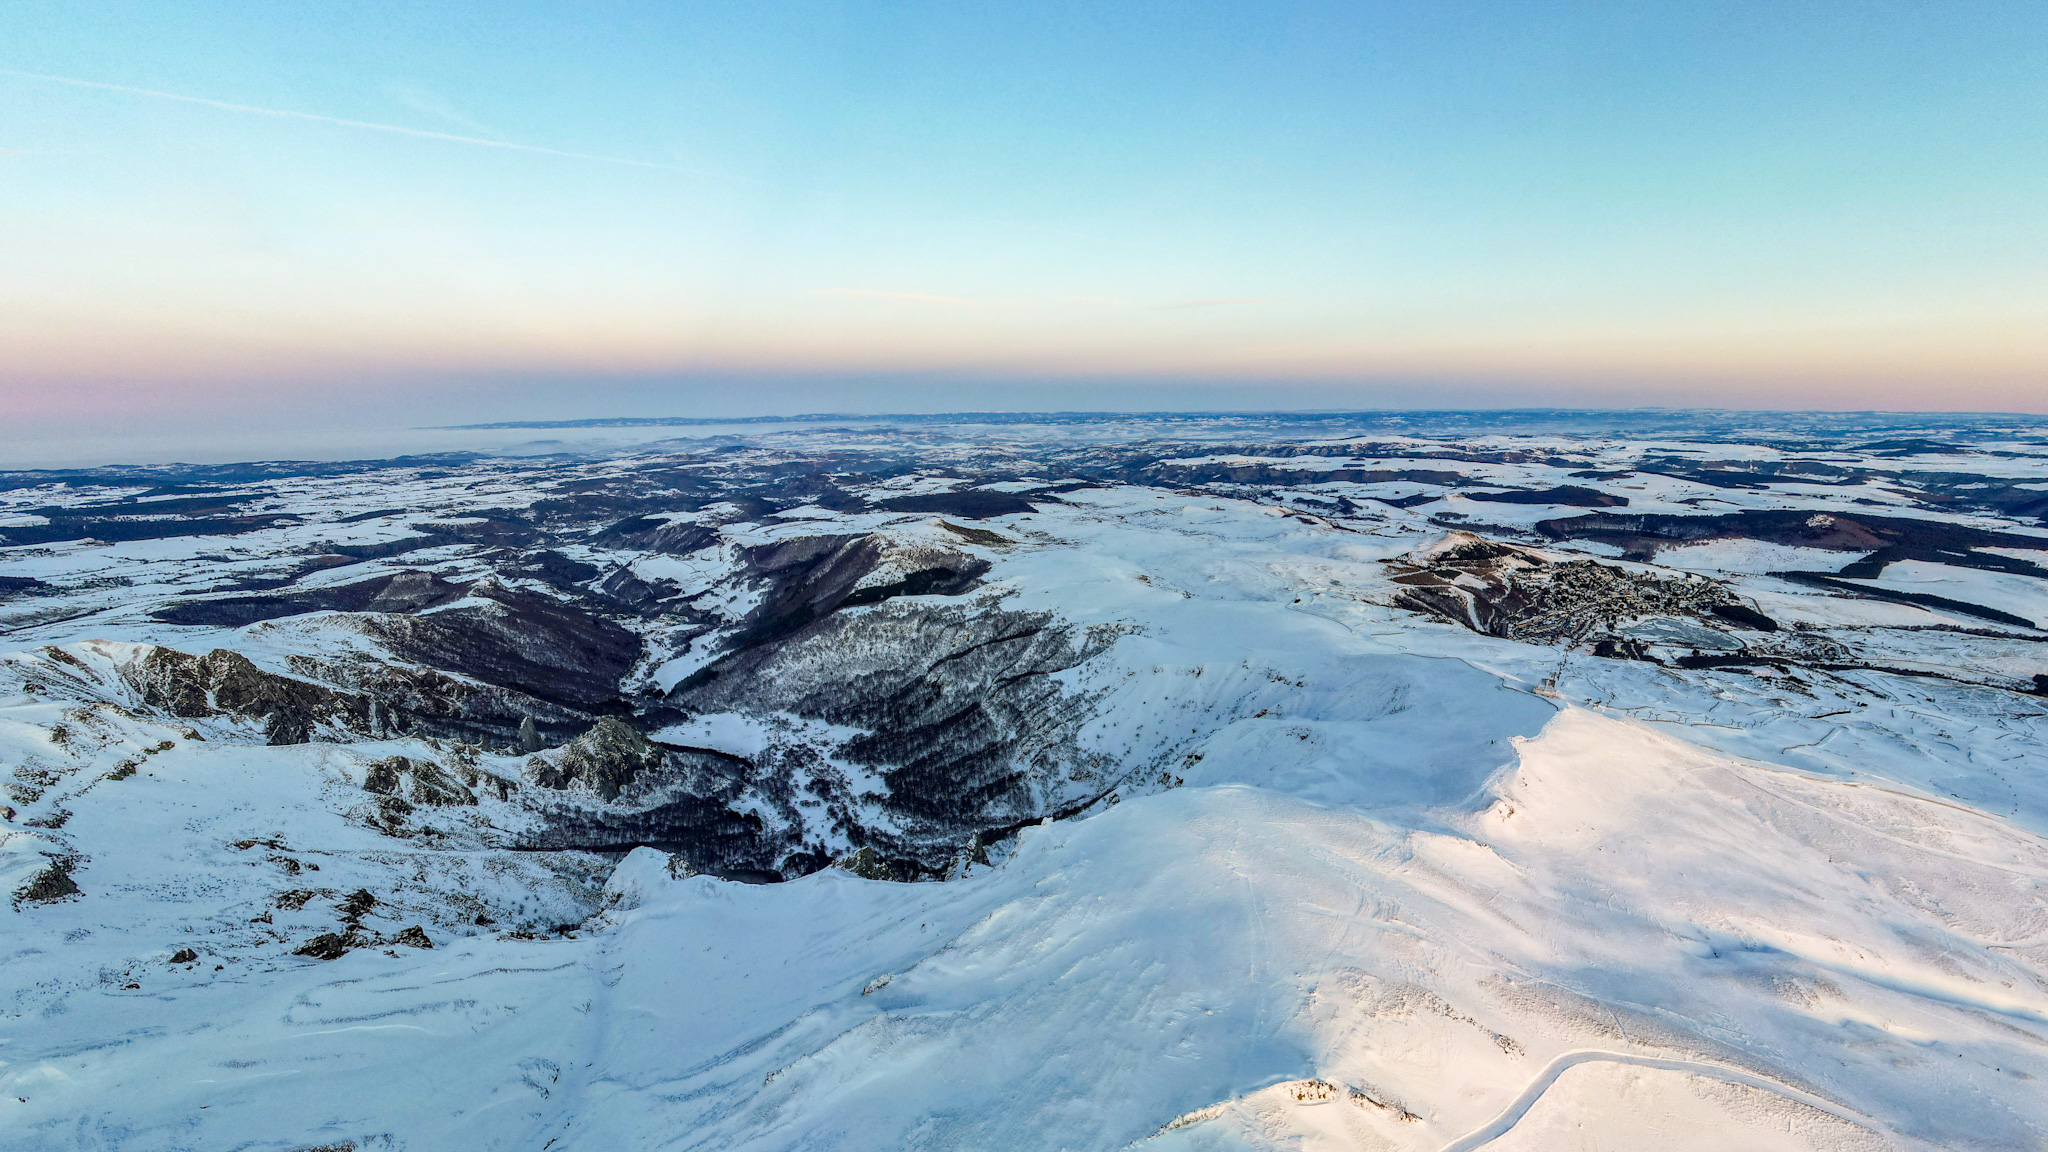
[4,0,2047,450]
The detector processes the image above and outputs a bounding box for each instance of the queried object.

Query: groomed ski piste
[2,412,2046,1151]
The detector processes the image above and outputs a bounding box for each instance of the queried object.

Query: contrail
[0,67,682,170]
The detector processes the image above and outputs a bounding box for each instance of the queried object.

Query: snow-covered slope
[4,414,2047,1150]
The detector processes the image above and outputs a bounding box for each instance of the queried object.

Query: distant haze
[4,0,2045,447]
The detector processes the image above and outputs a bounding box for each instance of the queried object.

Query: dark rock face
[279,654,589,749]
[834,846,900,881]
[293,933,352,960]
[514,721,791,878]
[362,756,475,806]
[117,642,593,750]
[14,857,82,906]
[338,889,376,921]
[362,759,403,795]
[373,795,414,832]
[407,761,474,805]
[527,718,664,800]
[520,739,776,871]
[126,648,372,745]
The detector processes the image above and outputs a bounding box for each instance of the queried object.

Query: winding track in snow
[1433,1048,1929,1152]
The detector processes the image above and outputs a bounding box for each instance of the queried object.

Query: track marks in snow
[1436,1049,1927,1152]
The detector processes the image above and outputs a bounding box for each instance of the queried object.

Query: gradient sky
[5,0,2047,435]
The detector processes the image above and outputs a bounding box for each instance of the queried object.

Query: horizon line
[427,406,2045,431]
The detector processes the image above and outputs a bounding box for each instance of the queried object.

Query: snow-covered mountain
[3,412,2047,1150]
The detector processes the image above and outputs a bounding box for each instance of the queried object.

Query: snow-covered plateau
[3,410,2048,1150]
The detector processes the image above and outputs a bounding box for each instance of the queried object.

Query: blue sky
[4,1,2046,432]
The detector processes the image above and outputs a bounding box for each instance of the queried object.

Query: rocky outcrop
[108,640,599,752]
[124,647,374,745]
[293,932,353,960]
[279,652,591,749]
[115,642,557,749]
[517,744,779,880]
[13,856,82,907]
[526,718,664,800]
[362,755,476,806]
[1386,531,1772,650]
